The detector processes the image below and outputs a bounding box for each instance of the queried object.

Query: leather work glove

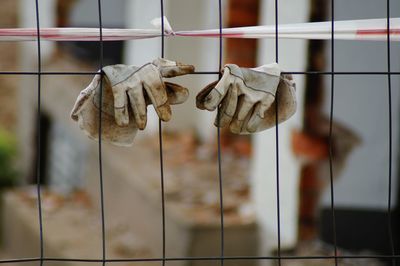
[71,58,194,146]
[196,63,296,134]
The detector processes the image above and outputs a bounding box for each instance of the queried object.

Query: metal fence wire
[0,0,398,265]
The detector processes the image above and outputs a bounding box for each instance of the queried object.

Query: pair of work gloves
[71,58,296,146]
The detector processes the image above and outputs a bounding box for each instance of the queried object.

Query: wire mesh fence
[0,0,398,265]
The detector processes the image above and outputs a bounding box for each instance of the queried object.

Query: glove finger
[174,62,196,76]
[246,95,274,132]
[246,103,262,133]
[203,69,232,111]
[142,74,171,122]
[214,85,237,128]
[71,74,101,121]
[230,96,254,134]
[111,83,129,127]
[159,64,195,78]
[164,82,189,105]
[127,87,148,130]
[196,80,218,110]
[153,58,195,78]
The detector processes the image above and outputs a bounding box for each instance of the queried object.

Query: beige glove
[71,58,194,146]
[196,63,296,134]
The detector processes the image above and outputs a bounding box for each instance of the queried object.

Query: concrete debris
[282,240,385,266]
[142,131,254,225]
[7,188,152,261]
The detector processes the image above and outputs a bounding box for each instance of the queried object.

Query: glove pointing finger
[164,82,189,105]
[139,64,171,122]
[153,58,195,78]
[215,85,238,128]
[196,68,233,112]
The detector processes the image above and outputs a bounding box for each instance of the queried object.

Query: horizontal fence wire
[0,0,398,264]
[0,71,399,75]
[2,255,400,264]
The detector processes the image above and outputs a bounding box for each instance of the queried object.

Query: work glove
[71,58,194,146]
[196,63,296,134]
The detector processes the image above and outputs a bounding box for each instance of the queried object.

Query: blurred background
[0,0,399,265]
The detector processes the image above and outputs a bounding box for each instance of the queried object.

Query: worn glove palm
[71,58,194,146]
[196,63,296,134]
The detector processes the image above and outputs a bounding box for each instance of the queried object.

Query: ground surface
[2,188,154,266]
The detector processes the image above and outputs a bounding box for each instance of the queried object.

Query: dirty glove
[196,63,296,134]
[71,58,194,146]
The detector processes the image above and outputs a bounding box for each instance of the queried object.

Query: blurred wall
[320,0,400,209]
[69,0,127,27]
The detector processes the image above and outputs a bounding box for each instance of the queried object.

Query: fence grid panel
[0,0,397,265]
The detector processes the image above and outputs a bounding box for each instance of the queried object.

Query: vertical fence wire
[96,0,107,266]
[328,0,339,265]
[159,1,167,266]
[386,0,395,265]
[217,1,225,265]
[274,0,281,265]
[34,1,44,266]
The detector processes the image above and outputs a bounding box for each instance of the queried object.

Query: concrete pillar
[251,0,309,257]
[17,0,56,179]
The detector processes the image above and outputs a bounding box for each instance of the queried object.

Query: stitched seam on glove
[111,63,153,86]
[223,111,233,118]
[230,74,276,97]
[91,94,115,116]
[89,96,116,118]
[225,70,278,97]
[159,65,177,70]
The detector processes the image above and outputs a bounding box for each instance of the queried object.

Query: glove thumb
[164,82,189,104]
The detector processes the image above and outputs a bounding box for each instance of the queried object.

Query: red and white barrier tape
[0,17,398,42]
